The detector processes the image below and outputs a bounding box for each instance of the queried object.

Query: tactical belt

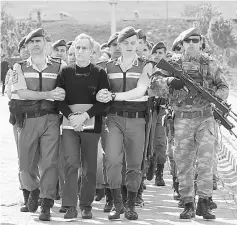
[24,111,57,119]
[175,108,212,119]
[110,111,146,118]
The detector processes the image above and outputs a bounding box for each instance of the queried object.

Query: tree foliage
[1,4,42,58]
[182,3,221,35]
[208,16,237,50]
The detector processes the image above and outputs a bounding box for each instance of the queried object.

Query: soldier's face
[52,46,67,61]
[152,48,166,62]
[143,45,150,58]
[136,38,145,57]
[119,35,138,57]
[19,45,30,60]
[27,37,46,55]
[67,46,76,65]
[74,38,92,63]
[109,40,121,59]
[183,35,201,56]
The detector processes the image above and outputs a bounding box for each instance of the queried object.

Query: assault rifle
[150,58,237,138]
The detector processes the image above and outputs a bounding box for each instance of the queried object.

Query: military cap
[151,41,166,54]
[52,39,67,49]
[25,28,45,44]
[101,42,108,50]
[172,35,182,51]
[18,36,27,53]
[179,27,201,42]
[117,26,137,43]
[107,32,119,46]
[136,29,146,40]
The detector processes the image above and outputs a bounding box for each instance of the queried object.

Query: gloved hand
[168,77,185,90]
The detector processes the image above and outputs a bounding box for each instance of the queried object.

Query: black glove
[169,78,185,90]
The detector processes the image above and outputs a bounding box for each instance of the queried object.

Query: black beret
[107,32,119,46]
[172,35,182,51]
[117,26,137,43]
[25,28,45,44]
[179,27,201,42]
[151,42,166,54]
[136,29,146,40]
[101,42,108,49]
[18,36,27,53]
[52,39,67,49]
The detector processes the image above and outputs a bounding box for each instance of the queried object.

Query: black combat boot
[104,188,113,212]
[20,189,30,212]
[135,182,144,207]
[95,188,105,201]
[155,164,165,186]
[208,197,217,210]
[27,188,40,212]
[172,177,181,200]
[180,202,195,219]
[146,156,156,181]
[196,198,216,219]
[125,191,138,220]
[108,188,124,220]
[39,198,54,221]
[121,185,127,206]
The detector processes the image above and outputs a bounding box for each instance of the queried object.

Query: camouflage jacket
[149,52,229,112]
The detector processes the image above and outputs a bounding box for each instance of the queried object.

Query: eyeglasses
[183,38,200,44]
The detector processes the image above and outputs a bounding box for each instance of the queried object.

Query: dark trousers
[62,130,99,210]
[2,80,5,95]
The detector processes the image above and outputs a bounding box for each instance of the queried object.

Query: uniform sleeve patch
[12,70,18,84]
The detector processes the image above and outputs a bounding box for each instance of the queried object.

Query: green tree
[181,2,221,35]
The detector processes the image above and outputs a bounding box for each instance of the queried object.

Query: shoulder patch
[50,57,61,64]
[12,70,18,84]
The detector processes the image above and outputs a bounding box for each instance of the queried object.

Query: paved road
[0,94,237,225]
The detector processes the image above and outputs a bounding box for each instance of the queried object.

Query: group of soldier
[3,23,229,222]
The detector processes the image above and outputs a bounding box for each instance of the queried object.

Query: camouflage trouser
[166,119,176,177]
[174,115,216,204]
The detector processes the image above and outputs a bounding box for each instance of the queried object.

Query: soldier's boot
[208,197,217,210]
[178,199,185,208]
[20,189,30,212]
[104,188,113,212]
[146,156,156,181]
[108,188,124,220]
[121,185,127,206]
[125,191,138,220]
[27,188,40,212]
[135,182,144,207]
[155,164,165,186]
[180,202,195,219]
[196,198,216,220]
[172,177,181,200]
[95,188,105,201]
[39,198,54,221]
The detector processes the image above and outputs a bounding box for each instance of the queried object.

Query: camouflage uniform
[150,52,229,205]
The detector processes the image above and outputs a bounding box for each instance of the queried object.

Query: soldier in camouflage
[150,27,229,220]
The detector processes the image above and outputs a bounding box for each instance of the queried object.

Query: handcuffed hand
[49,87,65,101]
[96,89,112,103]
[69,114,87,132]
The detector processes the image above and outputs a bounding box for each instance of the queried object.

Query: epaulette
[49,56,62,64]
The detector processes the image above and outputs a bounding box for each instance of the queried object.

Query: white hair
[74,33,94,50]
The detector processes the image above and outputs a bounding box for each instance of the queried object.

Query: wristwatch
[111,92,116,101]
